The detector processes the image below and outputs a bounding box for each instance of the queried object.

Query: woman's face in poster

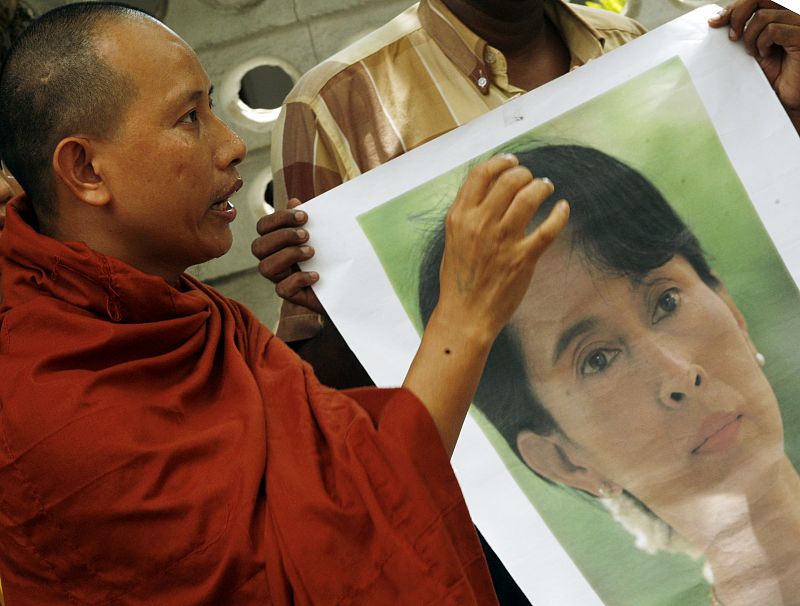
[512,237,785,521]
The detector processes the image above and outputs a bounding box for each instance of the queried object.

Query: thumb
[287,197,303,210]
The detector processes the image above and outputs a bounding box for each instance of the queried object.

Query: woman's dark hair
[418,144,719,456]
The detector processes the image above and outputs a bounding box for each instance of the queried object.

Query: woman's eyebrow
[552,317,598,366]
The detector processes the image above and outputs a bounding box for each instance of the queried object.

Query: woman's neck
[702,457,800,605]
[653,456,800,605]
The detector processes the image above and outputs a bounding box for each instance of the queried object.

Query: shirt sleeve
[270,98,347,342]
[270,99,346,211]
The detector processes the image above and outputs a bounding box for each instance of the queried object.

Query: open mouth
[210,199,234,212]
[210,177,243,211]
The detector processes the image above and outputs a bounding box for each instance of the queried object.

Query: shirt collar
[418,0,606,95]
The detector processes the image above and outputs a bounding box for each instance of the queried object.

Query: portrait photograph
[357,55,800,606]
[300,7,800,603]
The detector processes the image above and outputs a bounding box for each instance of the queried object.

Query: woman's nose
[659,363,704,410]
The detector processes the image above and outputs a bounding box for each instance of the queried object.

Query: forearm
[403,305,495,457]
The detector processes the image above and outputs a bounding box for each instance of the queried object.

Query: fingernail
[296,228,308,240]
[729,28,737,40]
[557,200,570,214]
[500,153,518,163]
[539,176,553,187]
[294,210,306,222]
[300,245,312,256]
[714,7,728,19]
[309,272,319,281]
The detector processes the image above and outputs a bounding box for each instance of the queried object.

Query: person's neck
[703,458,800,605]
[441,0,570,91]
[654,456,800,605]
[52,218,184,289]
[442,0,546,53]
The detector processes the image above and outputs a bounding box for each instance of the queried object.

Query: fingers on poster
[302,6,800,605]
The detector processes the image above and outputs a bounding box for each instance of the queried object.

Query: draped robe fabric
[0,202,497,605]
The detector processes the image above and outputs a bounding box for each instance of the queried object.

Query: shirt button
[477,76,488,88]
[484,51,495,64]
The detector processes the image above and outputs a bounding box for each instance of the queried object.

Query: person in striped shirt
[255,0,645,379]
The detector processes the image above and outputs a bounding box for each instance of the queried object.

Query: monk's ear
[52,137,111,207]
[516,429,620,498]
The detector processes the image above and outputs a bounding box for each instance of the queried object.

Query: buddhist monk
[0,3,568,604]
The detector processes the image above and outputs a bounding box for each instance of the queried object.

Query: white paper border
[299,6,800,603]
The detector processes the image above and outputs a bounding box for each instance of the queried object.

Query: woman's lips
[692,413,743,455]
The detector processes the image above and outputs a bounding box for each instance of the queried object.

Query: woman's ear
[516,429,620,498]
[52,137,111,207]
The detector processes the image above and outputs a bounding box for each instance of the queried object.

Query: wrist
[426,303,497,355]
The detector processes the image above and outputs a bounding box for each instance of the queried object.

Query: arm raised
[403,154,569,456]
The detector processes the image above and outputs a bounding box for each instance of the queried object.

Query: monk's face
[90,18,246,280]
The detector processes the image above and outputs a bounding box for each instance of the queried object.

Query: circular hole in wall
[223,58,299,127]
[264,180,274,210]
[239,64,295,111]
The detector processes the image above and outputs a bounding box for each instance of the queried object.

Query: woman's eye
[580,348,620,376]
[652,288,681,323]
[179,109,199,124]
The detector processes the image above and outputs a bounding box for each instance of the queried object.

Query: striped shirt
[271,0,646,341]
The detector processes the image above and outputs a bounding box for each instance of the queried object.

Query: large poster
[300,6,800,605]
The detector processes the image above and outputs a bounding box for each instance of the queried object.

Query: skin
[31,15,571,457]
[49,17,246,286]
[512,238,800,605]
[0,168,23,235]
[442,0,571,91]
[406,167,569,453]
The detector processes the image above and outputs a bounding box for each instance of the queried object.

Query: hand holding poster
[299,5,800,604]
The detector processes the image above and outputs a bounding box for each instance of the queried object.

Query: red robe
[0,202,497,605]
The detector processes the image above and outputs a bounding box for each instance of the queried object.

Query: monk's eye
[580,348,620,377]
[652,288,681,323]
[179,109,199,125]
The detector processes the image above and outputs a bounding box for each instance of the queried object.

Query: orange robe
[0,202,497,605]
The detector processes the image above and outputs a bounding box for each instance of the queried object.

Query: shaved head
[0,3,152,226]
